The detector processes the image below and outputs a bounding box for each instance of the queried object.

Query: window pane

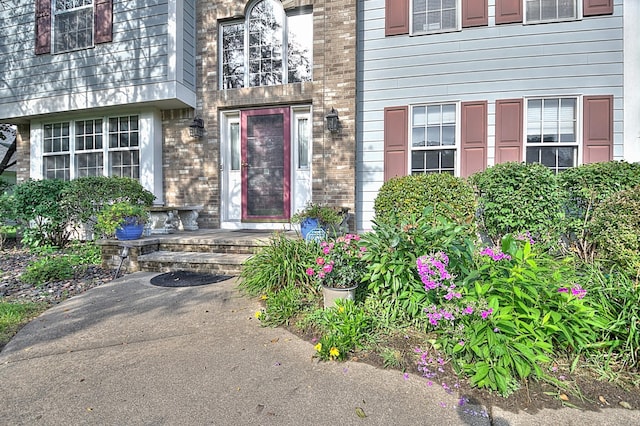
[557,147,576,169]
[427,126,440,146]
[222,23,245,89]
[441,149,455,169]
[442,125,455,146]
[248,0,284,87]
[230,122,240,170]
[287,12,313,83]
[412,151,425,171]
[425,150,439,170]
[442,104,455,123]
[427,105,441,125]
[297,118,309,168]
[413,106,425,126]
[412,127,425,147]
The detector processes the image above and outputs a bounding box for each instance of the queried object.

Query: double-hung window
[43,115,140,181]
[53,0,94,52]
[412,0,460,34]
[411,104,457,174]
[525,0,577,24]
[525,97,578,173]
[220,0,313,89]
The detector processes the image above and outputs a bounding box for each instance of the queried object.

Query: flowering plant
[306,234,367,289]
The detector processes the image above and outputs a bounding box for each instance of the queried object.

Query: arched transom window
[220,0,313,89]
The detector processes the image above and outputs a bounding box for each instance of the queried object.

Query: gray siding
[357,0,625,230]
[182,0,196,90]
[0,0,195,119]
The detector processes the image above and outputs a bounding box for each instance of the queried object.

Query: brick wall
[190,0,358,228]
[15,124,30,184]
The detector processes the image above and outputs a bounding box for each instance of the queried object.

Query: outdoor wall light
[325,108,340,133]
[189,116,205,138]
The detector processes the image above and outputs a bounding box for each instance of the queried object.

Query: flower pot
[300,217,320,239]
[115,223,144,240]
[321,284,358,309]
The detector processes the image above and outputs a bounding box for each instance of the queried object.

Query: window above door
[220,0,313,89]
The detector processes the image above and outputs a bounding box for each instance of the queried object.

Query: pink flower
[316,257,325,265]
[323,263,333,273]
[305,267,315,276]
[323,246,331,254]
[480,308,493,319]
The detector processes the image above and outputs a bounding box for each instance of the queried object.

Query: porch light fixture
[189,116,205,138]
[325,108,340,133]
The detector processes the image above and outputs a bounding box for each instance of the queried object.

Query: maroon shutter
[460,101,487,177]
[583,95,613,164]
[385,0,409,36]
[583,0,613,17]
[384,106,409,180]
[35,0,51,55]
[495,0,523,24]
[462,0,488,28]
[495,99,523,163]
[95,0,113,44]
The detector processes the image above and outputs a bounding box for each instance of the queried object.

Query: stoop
[98,230,286,276]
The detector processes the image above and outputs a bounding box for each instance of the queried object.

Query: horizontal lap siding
[356,0,624,231]
[0,0,172,117]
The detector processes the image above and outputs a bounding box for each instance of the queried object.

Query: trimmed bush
[557,161,640,261]
[12,179,72,248]
[470,162,561,244]
[20,255,75,287]
[374,173,475,226]
[590,185,640,273]
[62,176,155,228]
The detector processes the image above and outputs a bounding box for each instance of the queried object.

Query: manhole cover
[150,271,233,287]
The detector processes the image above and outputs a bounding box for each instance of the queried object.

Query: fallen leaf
[598,395,609,405]
[271,338,279,343]
[256,404,265,414]
[355,407,367,418]
[559,394,569,401]
[619,401,632,409]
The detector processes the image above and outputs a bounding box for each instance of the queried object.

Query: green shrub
[62,176,155,229]
[558,161,640,262]
[12,179,72,248]
[239,232,322,295]
[64,241,102,265]
[470,162,562,245]
[590,185,640,274]
[361,209,475,324]
[20,255,75,287]
[374,173,475,226]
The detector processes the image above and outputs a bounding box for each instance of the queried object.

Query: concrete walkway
[0,273,636,425]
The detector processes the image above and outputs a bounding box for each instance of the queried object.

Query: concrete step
[137,251,252,276]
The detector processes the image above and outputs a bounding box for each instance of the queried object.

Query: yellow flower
[254,311,262,319]
[314,343,322,352]
[338,306,345,313]
[260,294,268,300]
[329,347,340,358]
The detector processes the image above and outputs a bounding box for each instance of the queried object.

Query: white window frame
[41,115,141,181]
[409,102,460,176]
[410,0,461,35]
[52,0,95,53]
[524,0,582,25]
[524,96,582,173]
[219,1,313,89]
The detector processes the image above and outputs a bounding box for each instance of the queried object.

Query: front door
[241,108,291,221]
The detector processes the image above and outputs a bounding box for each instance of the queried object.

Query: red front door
[241,107,291,221]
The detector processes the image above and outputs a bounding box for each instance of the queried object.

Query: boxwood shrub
[469,162,562,244]
[373,173,475,226]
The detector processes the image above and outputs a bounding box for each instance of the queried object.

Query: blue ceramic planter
[115,223,144,240]
[300,217,320,239]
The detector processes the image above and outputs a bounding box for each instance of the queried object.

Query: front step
[137,251,252,276]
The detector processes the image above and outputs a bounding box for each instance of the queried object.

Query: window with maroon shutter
[385,0,409,36]
[35,0,52,55]
[583,0,613,16]
[495,0,523,24]
[94,0,113,44]
[583,95,613,164]
[460,101,487,177]
[495,99,523,164]
[462,0,488,28]
[383,106,409,180]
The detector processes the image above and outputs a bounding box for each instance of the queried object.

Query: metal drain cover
[150,271,233,287]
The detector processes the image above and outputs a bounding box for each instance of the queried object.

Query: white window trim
[52,0,95,54]
[30,111,164,204]
[409,0,462,36]
[523,0,583,25]
[523,95,583,170]
[409,102,461,176]
[218,1,313,89]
